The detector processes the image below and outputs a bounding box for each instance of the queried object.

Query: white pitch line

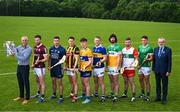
[0,71,33,76]
[0,50,5,51]
[173,55,180,57]
[0,72,16,76]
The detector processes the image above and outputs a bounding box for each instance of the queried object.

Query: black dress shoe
[154,98,161,102]
[161,100,167,104]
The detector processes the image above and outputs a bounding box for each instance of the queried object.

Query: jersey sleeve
[49,47,51,55]
[133,48,139,57]
[116,45,122,53]
[42,46,48,54]
[62,48,66,56]
[106,46,110,53]
[137,45,140,52]
[149,46,154,54]
[87,49,93,57]
[74,47,80,55]
[102,47,107,55]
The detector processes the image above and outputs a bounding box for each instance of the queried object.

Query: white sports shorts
[66,70,76,76]
[138,67,151,75]
[107,67,119,76]
[93,68,105,77]
[34,68,45,77]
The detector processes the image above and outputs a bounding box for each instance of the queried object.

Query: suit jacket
[152,46,172,74]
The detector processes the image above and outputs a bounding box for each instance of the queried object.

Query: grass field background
[0,16,180,111]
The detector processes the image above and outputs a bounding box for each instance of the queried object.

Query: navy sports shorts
[80,71,92,78]
[50,68,63,79]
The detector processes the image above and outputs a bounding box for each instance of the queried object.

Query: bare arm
[119,53,123,68]
[38,54,48,63]
[73,54,79,69]
[84,57,93,70]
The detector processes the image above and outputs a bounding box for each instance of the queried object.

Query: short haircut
[95,36,101,40]
[69,36,75,40]
[141,35,148,40]
[21,36,28,41]
[54,36,60,40]
[158,37,165,42]
[109,34,117,43]
[80,37,87,42]
[125,37,131,41]
[35,35,41,40]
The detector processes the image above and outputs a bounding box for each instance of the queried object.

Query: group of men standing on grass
[12,34,172,105]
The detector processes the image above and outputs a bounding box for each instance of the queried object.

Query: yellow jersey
[80,47,93,71]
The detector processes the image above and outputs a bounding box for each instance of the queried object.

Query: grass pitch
[0,16,180,111]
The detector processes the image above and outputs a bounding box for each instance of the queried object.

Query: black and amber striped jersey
[66,45,80,68]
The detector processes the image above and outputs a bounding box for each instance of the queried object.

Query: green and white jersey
[138,44,153,67]
[107,43,122,67]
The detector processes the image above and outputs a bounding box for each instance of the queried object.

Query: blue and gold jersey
[93,45,106,68]
[80,47,93,71]
[49,45,66,68]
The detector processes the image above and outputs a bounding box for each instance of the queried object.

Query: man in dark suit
[152,37,172,104]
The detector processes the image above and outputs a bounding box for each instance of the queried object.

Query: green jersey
[138,44,153,67]
[107,43,122,67]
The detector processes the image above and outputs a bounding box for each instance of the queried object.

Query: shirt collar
[142,44,149,48]
[95,44,102,48]
[159,46,164,50]
[20,45,29,49]
[37,43,42,48]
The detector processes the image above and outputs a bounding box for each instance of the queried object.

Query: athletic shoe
[121,93,127,98]
[144,96,150,101]
[31,93,40,99]
[82,98,91,104]
[112,96,118,102]
[72,96,77,103]
[138,94,145,99]
[92,92,99,97]
[99,96,106,102]
[70,93,74,98]
[50,95,57,100]
[77,95,86,100]
[107,93,114,99]
[130,97,136,102]
[37,97,45,103]
[57,98,63,104]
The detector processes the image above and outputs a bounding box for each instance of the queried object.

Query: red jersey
[33,43,47,68]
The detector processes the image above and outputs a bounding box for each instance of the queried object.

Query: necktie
[158,47,164,57]
[158,47,162,57]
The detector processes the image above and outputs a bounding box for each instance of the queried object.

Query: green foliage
[0,0,180,22]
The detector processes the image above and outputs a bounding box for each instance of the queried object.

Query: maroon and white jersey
[33,43,47,68]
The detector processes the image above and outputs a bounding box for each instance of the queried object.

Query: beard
[158,44,164,48]
[111,41,115,44]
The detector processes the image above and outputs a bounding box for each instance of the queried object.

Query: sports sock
[147,92,150,97]
[60,95,63,99]
[132,93,136,97]
[124,90,127,95]
[86,96,90,100]
[141,89,145,94]
[53,92,56,96]
[82,93,85,97]
[41,94,45,98]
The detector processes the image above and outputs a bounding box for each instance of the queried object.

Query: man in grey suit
[152,37,172,104]
[13,36,32,105]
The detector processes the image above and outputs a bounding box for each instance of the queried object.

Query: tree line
[0,0,180,23]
